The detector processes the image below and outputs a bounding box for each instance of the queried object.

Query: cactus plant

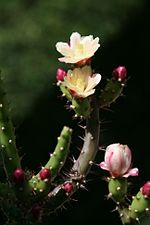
[0,31,149,225]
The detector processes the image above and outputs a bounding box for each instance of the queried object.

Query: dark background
[0,0,150,224]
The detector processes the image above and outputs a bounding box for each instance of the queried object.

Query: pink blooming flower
[56,32,100,64]
[99,143,139,178]
[141,181,150,196]
[62,65,101,98]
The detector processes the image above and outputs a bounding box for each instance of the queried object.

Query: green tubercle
[99,77,125,108]
[71,98,91,118]
[0,74,21,179]
[108,177,128,203]
[129,191,150,221]
[29,126,72,194]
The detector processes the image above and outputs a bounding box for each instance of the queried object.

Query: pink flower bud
[63,182,73,193]
[39,168,51,181]
[56,68,66,81]
[13,168,25,184]
[141,181,150,196]
[112,66,127,82]
[99,143,139,178]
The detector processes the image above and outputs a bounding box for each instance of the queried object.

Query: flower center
[76,77,86,91]
[75,43,84,55]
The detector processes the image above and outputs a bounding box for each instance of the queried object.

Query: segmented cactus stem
[71,95,100,176]
[99,77,125,108]
[28,126,72,194]
[0,74,21,179]
[44,96,100,212]
[129,191,150,222]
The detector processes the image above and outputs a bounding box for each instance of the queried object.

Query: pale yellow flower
[62,66,101,98]
[56,32,100,64]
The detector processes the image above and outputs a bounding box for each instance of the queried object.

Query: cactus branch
[28,126,72,194]
[71,95,100,177]
[99,77,126,108]
[44,95,100,212]
[0,74,21,180]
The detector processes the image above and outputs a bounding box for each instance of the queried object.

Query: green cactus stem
[71,97,91,118]
[71,95,100,177]
[42,95,100,212]
[0,74,21,179]
[28,126,72,194]
[99,77,126,108]
[59,83,72,101]
[129,191,150,222]
[59,82,91,118]
[108,177,128,204]
[117,207,131,225]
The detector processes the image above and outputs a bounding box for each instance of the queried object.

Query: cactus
[128,181,150,223]
[129,191,150,222]
[0,73,21,180]
[28,126,72,195]
[107,177,128,203]
[99,77,125,108]
[0,31,149,225]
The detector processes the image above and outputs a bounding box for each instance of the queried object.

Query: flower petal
[58,57,78,63]
[82,36,100,57]
[123,168,139,178]
[70,32,81,49]
[85,73,101,93]
[80,89,95,98]
[56,42,72,57]
[99,162,109,171]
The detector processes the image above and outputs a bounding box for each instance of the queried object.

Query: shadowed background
[0,0,150,224]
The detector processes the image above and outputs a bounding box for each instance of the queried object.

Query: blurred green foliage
[0,0,143,124]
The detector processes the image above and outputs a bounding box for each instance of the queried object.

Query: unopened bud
[56,68,66,81]
[112,66,127,82]
[141,181,150,196]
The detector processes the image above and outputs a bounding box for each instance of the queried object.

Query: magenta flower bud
[112,66,127,82]
[56,68,66,81]
[63,182,73,193]
[141,181,150,196]
[39,168,51,181]
[99,143,139,178]
[13,168,25,184]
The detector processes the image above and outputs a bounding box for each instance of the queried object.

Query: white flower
[62,65,101,98]
[56,32,100,64]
